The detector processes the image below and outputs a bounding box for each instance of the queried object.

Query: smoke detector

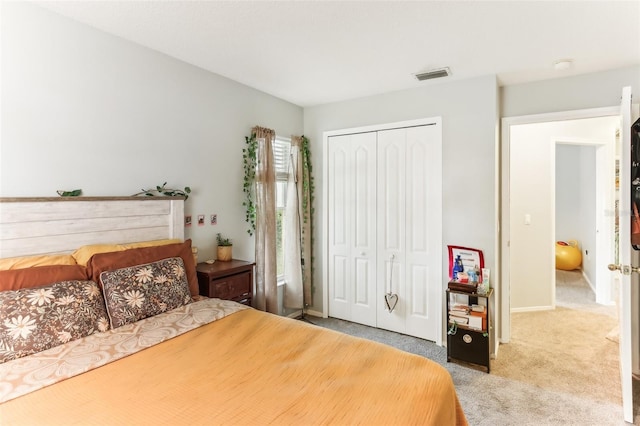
[414,67,451,81]
[554,59,573,71]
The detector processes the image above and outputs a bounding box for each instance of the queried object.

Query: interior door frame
[500,105,620,343]
[552,137,615,307]
[322,117,443,343]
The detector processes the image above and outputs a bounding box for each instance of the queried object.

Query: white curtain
[284,136,313,309]
[253,127,278,314]
[283,141,303,309]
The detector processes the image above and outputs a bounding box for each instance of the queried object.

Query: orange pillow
[0,254,77,271]
[72,244,124,266]
[120,239,182,249]
[0,265,90,292]
[86,239,199,297]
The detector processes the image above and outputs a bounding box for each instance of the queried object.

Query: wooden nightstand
[196,259,254,306]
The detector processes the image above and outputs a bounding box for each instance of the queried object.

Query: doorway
[507,116,618,316]
[500,107,620,342]
[502,93,640,423]
[502,110,626,409]
[554,138,615,306]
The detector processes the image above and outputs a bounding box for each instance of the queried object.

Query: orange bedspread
[1,308,467,425]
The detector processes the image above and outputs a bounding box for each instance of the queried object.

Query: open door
[609,85,635,423]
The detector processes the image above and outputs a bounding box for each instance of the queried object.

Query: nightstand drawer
[196,260,254,306]
[209,271,251,301]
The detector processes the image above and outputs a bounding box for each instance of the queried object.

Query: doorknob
[608,263,640,275]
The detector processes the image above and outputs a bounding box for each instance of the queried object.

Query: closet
[326,118,442,342]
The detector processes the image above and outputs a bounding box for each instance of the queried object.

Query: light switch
[524,214,531,225]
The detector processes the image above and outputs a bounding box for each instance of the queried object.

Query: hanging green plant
[300,135,316,297]
[242,133,258,236]
[242,133,315,243]
[56,189,82,197]
[132,182,191,200]
[300,135,315,227]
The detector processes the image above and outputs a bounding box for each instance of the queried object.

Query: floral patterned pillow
[100,257,192,329]
[0,280,110,363]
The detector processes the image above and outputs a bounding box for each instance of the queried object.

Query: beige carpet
[491,305,620,405]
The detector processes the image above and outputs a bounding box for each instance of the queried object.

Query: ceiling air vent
[414,67,451,81]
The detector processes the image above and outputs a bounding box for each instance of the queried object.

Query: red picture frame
[447,245,484,282]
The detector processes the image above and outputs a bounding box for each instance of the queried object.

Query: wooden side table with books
[446,287,492,373]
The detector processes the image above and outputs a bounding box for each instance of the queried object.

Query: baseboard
[511,305,554,313]
[304,309,324,318]
[580,269,596,293]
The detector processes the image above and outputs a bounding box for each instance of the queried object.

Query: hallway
[492,269,620,405]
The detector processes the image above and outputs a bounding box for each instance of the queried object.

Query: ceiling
[35,1,640,107]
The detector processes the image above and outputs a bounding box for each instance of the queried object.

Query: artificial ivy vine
[300,135,315,229]
[300,135,315,295]
[132,182,191,200]
[242,133,258,236]
[242,133,315,242]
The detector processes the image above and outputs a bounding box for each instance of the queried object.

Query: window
[273,137,291,280]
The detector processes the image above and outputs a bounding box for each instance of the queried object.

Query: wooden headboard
[0,197,185,258]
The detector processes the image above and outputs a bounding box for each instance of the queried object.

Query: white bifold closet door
[327,123,442,342]
[328,132,378,327]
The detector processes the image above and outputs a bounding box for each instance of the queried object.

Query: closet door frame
[322,117,443,345]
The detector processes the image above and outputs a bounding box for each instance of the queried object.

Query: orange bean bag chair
[555,240,582,270]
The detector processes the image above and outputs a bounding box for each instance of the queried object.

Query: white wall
[578,145,597,282]
[0,2,303,262]
[555,145,583,243]
[501,65,640,117]
[510,117,618,310]
[555,144,597,283]
[304,75,499,320]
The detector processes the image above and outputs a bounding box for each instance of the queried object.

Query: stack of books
[448,303,470,325]
[448,303,487,331]
[469,304,487,330]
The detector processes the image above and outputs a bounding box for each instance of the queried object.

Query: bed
[0,197,467,425]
